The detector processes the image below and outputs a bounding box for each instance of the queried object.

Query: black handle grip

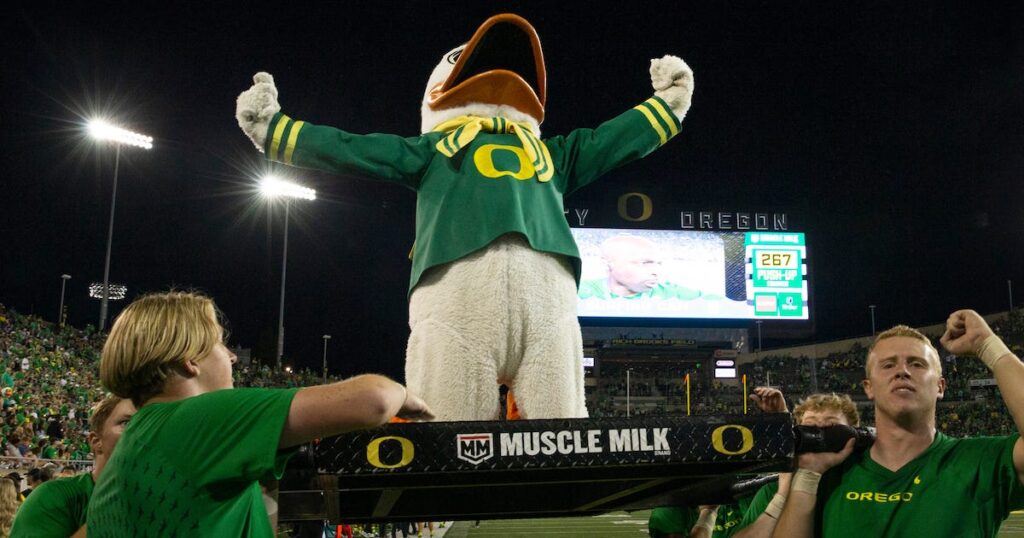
[794,424,875,453]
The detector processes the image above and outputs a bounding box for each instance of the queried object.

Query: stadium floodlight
[260,176,316,201]
[87,119,154,149]
[261,175,316,369]
[58,274,71,327]
[322,334,332,383]
[89,283,128,301]
[89,119,152,331]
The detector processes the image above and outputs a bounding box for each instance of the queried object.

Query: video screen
[572,228,809,320]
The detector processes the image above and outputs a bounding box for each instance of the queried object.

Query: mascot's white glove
[236,72,282,152]
[650,55,694,123]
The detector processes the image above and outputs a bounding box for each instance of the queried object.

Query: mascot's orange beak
[427,13,547,124]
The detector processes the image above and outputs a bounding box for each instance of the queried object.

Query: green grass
[443,511,655,537]
[1002,513,1024,538]
[435,511,1024,537]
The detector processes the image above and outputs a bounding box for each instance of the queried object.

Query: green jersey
[578,279,703,300]
[737,479,779,529]
[263,97,681,295]
[87,388,298,537]
[10,472,93,537]
[816,433,1024,537]
[649,497,751,538]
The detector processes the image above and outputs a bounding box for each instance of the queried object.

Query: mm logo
[457,433,494,465]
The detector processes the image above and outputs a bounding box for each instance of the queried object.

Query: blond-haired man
[11,394,135,537]
[731,391,859,538]
[86,292,432,537]
[773,310,1024,537]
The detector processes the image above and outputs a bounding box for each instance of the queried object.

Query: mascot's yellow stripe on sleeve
[646,99,679,139]
[633,98,679,145]
[269,115,292,162]
[268,116,305,164]
[633,105,667,145]
[283,121,304,165]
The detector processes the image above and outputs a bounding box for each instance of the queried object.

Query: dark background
[2,1,1022,380]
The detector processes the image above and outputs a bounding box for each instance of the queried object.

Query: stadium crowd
[0,303,339,471]
[590,309,1024,428]
[0,304,106,472]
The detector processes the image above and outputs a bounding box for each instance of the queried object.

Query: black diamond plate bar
[279,414,795,523]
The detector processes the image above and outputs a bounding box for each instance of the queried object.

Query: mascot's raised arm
[236,14,693,421]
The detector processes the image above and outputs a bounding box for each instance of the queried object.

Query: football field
[1002,512,1024,538]
[436,511,1024,537]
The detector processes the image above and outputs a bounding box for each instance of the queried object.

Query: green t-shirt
[264,97,681,295]
[578,279,704,300]
[815,433,1024,537]
[737,479,779,529]
[649,498,751,538]
[649,506,692,536]
[10,472,93,537]
[87,388,299,537]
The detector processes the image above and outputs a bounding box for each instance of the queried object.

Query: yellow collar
[432,116,553,182]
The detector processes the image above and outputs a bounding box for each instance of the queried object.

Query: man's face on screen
[607,246,661,295]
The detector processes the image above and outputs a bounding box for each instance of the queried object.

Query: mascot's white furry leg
[407,243,512,422]
[505,239,589,420]
[407,234,588,421]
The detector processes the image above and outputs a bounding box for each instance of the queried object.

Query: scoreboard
[746,232,808,319]
[573,228,811,321]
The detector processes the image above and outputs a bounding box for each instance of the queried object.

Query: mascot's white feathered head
[420,14,546,136]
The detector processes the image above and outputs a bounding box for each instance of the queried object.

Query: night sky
[3,1,1022,380]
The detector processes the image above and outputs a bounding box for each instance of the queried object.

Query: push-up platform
[278,414,813,523]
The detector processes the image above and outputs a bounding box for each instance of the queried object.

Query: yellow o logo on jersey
[366,436,415,469]
[473,144,534,180]
[617,192,653,221]
[710,425,755,456]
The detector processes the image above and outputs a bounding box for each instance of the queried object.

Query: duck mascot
[236,14,693,421]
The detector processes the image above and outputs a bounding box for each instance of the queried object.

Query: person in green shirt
[86,291,433,537]
[649,502,749,538]
[734,391,860,538]
[648,387,791,538]
[774,312,1024,538]
[38,439,57,460]
[10,394,135,537]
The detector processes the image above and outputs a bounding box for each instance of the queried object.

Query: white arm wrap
[978,334,1013,370]
[764,492,787,519]
[791,469,822,495]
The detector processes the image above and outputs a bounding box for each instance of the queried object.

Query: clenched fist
[236,72,281,152]
[650,55,694,122]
